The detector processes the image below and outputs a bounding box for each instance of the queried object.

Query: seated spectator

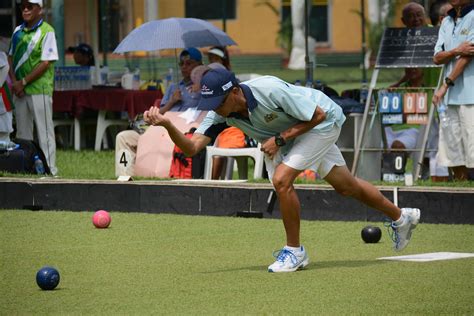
[115,48,202,177]
[68,43,95,67]
[387,2,448,181]
[390,2,426,89]
[207,46,231,70]
[57,43,97,148]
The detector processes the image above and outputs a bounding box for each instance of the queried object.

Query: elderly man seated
[115,48,203,177]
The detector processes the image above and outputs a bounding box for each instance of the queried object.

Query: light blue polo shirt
[160,80,200,111]
[196,76,346,152]
[434,6,474,105]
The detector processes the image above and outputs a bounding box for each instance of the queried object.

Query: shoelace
[272,249,299,265]
[384,218,400,244]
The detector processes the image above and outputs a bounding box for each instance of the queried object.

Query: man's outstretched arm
[144,106,211,156]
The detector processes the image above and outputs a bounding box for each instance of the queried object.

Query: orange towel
[216,127,246,148]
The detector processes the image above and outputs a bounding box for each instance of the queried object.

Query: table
[53,89,163,151]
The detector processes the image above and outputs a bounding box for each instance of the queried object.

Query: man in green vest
[8,0,58,175]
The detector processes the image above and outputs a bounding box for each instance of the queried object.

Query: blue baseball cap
[197,68,239,111]
[180,47,202,62]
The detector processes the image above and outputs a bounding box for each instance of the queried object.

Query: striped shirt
[8,19,58,96]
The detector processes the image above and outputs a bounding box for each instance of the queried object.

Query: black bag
[0,139,51,174]
[330,96,365,115]
[0,148,28,173]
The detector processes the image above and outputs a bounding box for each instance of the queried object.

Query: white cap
[26,0,43,7]
[207,48,225,59]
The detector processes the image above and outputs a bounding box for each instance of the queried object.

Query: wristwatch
[21,78,28,86]
[274,134,286,147]
[445,77,455,87]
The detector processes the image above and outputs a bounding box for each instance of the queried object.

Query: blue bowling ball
[36,266,60,290]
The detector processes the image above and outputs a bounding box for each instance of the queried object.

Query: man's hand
[144,106,170,127]
[261,136,280,159]
[455,41,474,57]
[432,84,448,106]
[170,89,182,104]
[12,80,25,97]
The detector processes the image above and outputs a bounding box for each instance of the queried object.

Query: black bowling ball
[361,225,382,243]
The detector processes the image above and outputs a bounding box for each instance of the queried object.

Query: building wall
[152,0,282,55]
[331,0,363,53]
[64,0,89,47]
[61,0,413,56]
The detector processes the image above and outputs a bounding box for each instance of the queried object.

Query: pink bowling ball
[92,210,111,228]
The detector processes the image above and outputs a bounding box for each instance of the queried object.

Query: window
[98,0,121,52]
[0,2,21,38]
[281,0,329,44]
[185,0,236,20]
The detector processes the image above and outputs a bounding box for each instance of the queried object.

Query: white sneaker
[268,246,309,273]
[389,208,421,251]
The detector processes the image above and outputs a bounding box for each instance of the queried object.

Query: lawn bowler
[144,68,421,273]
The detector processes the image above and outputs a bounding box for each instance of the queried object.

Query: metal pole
[351,68,380,175]
[51,0,65,66]
[361,0,367,82]
[414,66,445,181]
[100,0,108,66]
[222,0,227,32]
[304,0,312,85]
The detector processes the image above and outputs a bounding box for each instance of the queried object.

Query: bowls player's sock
[284,245,303,254]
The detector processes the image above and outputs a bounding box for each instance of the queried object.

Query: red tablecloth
[53,89,162,119]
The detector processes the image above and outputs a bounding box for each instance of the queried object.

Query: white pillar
[145,0,158,22]
[288,0,316,70]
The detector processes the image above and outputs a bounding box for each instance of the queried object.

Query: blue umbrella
[114,17,237,53]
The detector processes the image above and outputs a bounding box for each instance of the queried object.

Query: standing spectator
[68,43,95,67]
[432,0,474,181]
[425,0,453,182]
[115,48,202,177]
[8,0,58,175]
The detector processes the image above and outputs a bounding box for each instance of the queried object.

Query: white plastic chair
[203,143,264,180]
[53,118,81,151]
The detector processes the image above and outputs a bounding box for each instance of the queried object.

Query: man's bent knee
[272,174,294,195]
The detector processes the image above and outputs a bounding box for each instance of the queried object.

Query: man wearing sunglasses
[158,48,203,114]
[8,0,58,175]
[144,68,421,273]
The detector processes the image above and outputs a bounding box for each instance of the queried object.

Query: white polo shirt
[196,76,346,153]
[434,6,474,105]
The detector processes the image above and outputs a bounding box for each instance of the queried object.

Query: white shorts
[265,126,346,180]
[438,104,474,168]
